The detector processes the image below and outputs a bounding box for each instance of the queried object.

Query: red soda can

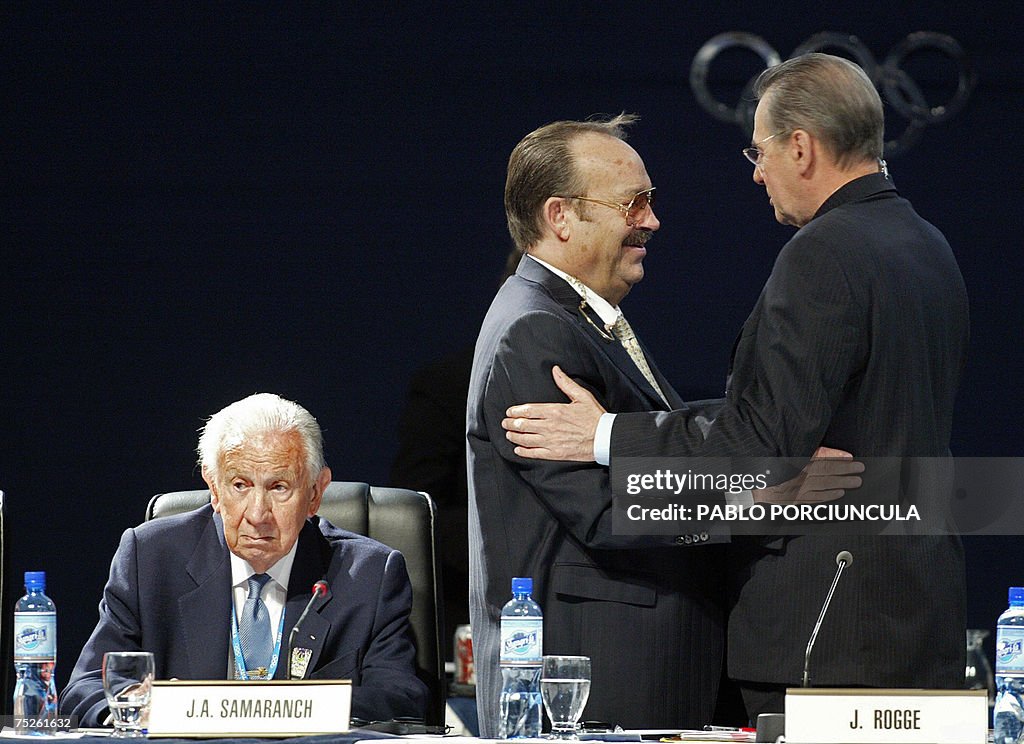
[453,624,475,693]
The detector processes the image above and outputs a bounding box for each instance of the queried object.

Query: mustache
[624,230,651,246]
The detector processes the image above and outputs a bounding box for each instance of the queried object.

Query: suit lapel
[642,340,685,409]
[277,521,331,679]
[585,304,674,408]
[180,511,232,678]
[518,256,676,409]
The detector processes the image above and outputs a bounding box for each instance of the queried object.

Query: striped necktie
[237,573,272,678]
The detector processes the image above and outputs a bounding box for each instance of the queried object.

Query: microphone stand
[287,581,328,679]
[802,551,853,688]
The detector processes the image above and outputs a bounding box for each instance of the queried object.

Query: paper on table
[659,729,755,742]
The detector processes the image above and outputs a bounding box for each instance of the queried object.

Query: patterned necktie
[611,314,670,406]
[238,573,272,678]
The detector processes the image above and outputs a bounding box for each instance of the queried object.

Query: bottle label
[14,612,56,661]
[997,627,1024,674]
[500,617,542,664]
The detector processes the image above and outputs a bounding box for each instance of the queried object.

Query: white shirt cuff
[595,413,616,466]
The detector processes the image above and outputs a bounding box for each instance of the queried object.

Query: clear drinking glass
[102,651,155,737]
[541,655,591,740]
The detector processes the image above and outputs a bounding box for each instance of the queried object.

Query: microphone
[287,580,328,679]
[802,550,853,688]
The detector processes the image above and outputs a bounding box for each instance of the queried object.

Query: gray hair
[505,113,639,253]
[197,393,326,484]
[754,53,883,168]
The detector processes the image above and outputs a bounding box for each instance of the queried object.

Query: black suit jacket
[611,173,969,687]
[61,505,428,725]
[467,256,724,735]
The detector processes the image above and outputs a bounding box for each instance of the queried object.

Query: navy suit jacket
[467,256,725,735]
[61,505,428,726]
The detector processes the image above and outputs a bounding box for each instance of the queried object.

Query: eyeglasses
[742,131,789,166]
[560,187,656,227]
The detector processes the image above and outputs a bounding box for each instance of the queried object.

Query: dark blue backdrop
[3,2,1022,705]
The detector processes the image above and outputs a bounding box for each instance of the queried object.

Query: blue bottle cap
[24,571,46,590]
[511,577,533,595]
[1010,587,1024,605]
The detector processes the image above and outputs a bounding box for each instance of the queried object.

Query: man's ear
[542,196,573,242]
[309,466,331,517]
[203,466,222,512]
[790,129,816,176]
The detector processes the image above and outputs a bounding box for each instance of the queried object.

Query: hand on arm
[751,446,864,504]
[502,365,606,462]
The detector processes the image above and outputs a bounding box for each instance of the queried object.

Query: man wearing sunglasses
[502,54,968,721]
[467,115,726,735]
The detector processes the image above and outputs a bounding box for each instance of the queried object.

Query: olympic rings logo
[689,31,976,157]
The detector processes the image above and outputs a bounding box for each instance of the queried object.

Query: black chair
[145,482,446,725]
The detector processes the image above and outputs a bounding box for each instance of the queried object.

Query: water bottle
[995,586,1024,744]
[499,577,543,738]
[13,571,58,733]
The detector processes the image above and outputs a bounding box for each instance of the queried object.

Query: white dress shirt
[528,255,620,326]
[227,541,298,678]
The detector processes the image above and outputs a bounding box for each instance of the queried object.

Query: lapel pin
[290,647,313,679]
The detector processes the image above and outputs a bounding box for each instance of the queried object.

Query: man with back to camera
[62,392,428,726]
[503,54,969,720]
[466,114,728,735]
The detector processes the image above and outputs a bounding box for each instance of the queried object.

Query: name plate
[785,688,987,744]
[148,679,351,737]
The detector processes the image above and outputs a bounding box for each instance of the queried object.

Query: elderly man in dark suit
[467,115,726,737]
[62,393,427,727]
[504,54,969,721]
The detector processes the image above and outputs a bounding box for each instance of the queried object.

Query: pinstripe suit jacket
[467,256,724,735]
[611,173,969,687]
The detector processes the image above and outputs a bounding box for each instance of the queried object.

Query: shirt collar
[528,255,621,326]
[813,171,897,222]
[229,539,299,591]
